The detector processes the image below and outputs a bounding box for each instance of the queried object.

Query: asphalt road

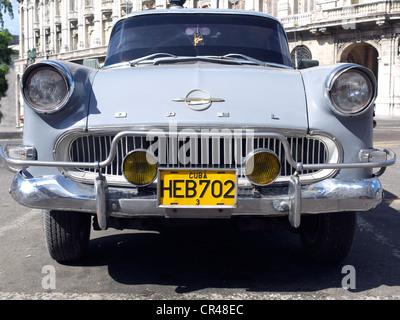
[0,119,399,303]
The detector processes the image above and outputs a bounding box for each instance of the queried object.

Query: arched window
[290,45,312,67]
[340,42,379,81]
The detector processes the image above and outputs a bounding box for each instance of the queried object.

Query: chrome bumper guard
[0,131,396,229]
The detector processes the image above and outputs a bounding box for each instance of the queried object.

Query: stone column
[93,1,102,47]
[78,0,86,50]
[19,4,24,59]
[375,35,392,116]
[61,0,69,52]
[49,0,56,55]
[393,36,400,116]
[28,4,34,52]
[23,6,29,59]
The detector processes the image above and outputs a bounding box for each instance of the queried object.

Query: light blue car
[1,3,396,263]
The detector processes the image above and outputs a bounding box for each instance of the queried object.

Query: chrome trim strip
[85,125,307,136]
[0,131,395,172]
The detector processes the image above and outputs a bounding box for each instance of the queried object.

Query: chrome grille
[68,134,328,178]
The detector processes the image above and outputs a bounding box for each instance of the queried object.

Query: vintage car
[0,2,396,263]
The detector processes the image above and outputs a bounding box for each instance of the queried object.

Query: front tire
[43,210,91,262]
[300,212,356,263]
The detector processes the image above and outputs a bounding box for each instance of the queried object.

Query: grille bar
[69,134,328,178]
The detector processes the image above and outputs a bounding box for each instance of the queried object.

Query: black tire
[300,212,356,263]
[43,210,91,262]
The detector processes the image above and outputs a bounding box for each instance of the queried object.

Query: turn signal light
[8,145,37,160]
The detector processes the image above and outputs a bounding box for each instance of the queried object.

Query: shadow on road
[84,228,338,294]
[62,206,400,295]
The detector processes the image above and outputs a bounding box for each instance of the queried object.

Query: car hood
[88,63,308,133]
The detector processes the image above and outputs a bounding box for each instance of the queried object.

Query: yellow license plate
[158,169,237,207]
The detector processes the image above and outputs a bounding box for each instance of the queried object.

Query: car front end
[0,8,395,262]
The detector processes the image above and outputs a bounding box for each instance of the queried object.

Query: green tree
[0,0,14,121]
[0,1,13,29]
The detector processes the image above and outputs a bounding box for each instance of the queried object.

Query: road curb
[0,131,23,140]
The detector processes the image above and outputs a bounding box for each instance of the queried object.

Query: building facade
[280,0,400,117]
[10,0,400,128]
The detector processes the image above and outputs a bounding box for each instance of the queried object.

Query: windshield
[105,13,292,67]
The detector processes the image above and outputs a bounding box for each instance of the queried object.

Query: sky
[2,0,19,35]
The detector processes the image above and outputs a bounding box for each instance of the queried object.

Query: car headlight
[327,66,376,116]
[244,149,280,186]
[122,150,158,186]
[22,62,73,114]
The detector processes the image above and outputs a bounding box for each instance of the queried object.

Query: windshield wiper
[144,54,267,66]
[151,55,258,66]
[129,53,290,68]
[129,53,178,66]
[221,54,291,69]
[220,54,267,66]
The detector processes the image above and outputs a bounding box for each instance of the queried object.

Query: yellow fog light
[122,150,158,186]
[245,149,281,185]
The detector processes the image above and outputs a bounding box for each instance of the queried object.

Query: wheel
[43,210,91,262]
[299,212,356,263]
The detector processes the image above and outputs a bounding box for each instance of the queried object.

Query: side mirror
[298,59,319,69]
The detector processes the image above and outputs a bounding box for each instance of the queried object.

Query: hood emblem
[173,89,225,111]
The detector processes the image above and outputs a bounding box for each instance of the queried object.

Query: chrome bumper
[10,171,383,229]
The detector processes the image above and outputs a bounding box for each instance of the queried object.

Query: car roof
[116,8,283,26]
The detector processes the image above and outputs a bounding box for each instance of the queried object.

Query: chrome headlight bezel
[21,61,74,114]
[326,65,376,117]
